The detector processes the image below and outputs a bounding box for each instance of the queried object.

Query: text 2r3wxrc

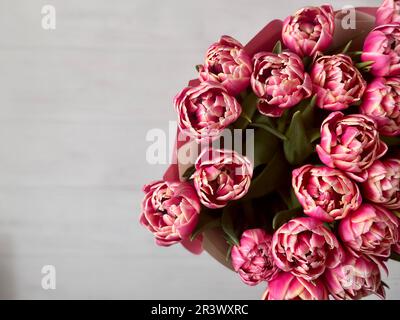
[151,304,249,317]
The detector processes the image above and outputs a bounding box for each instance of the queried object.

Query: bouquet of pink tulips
[140,2,400,300]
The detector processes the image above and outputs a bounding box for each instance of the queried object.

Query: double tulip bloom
[292,165,362,222]
[339,203,399,260]
[311,55,366,111]
[192,149,253,209]
[140,181,201,246]
[362,24,400,77]
[282,5,335,57]
[324,252,386,300]
[272,217,343,281]
[251,52,312,117]
[175,36,253,141]
[376,0,400,25]
[263,272,328,300]
[361,158,400,210]
[174,81,242,141]
[360,77,400,137]
[316,112,388,182]
[394,233,400,255]
[231,229,278,286]
[198,36,253,96]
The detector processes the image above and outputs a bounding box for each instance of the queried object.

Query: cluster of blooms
[140,1,400,300]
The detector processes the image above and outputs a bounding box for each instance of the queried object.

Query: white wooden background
[0,0,398,299]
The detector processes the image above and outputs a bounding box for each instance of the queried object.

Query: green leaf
[272,41,282,54]
[390,252,400,262]
[244,150,289,200]
[221,204,241,245]
[195,64,202,72]
[308,128,321,143]
[273,207,302,230]
[240,112,252,124]
[284,111,314,166]
[252,127,280,167]
[299,95,317,128]
[233,93,259,129]
[182,166,196,180]
[348,51,363,55]
[225,235,238,247]
[290,190,301,209]
[190,210,221,241]
[309,94,317,108]
[278,187,301,209]
[225,243,233,262]
[250,123,287,141]
[381,281,390,289]
[246,111,281,167]
[341,40,352,54]
[277,109,290,133]
[253,111,278,125]
[278,188,292,209]
[393,211,400,218]
[356,61,374,70]
[323,222,334,230]
[381,136,400,147]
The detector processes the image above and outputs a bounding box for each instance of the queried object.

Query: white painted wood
[0,0,397,299]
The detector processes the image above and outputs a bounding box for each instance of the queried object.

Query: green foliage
[272,207,302,230]
[244,150,289,200]
[221,203,242,245]
[390,252,400,262]
[233,93,259,129]
[279,96,319,165]
[190,209,221,241]
[284,111,314,165]
[355,61,374,72]
[381,136,400,147]
[278,187,301,209]
[252,125,280,168]
[272,41,282,54]
[217,92,323,244]
[250,122,287,141]
[182,166,195,181]
[300,95,317,128]
[341,40,353,54]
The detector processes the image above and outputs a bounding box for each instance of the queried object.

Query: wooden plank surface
[0,0,398,299]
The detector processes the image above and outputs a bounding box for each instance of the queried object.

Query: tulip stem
[348,51,363,57]
[240,112,252,124]
[341,40,352,54]
[250,123,288,141]
[356,61,374,70]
